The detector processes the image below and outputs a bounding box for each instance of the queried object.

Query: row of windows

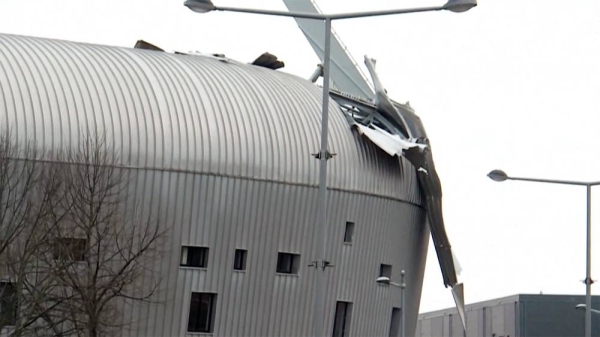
[187,294,401,336]
[179,220,360,275]
[180,245,395,279]
[40,221,358,265]
[181,246,249,271]
[180,246,301,274]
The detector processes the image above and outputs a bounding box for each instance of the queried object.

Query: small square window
[380,264,392,278]
[187,292,217,333]
[343,221,355,243]
[181,246,209,268]
[233,249,247,271]
[53,238,87,261]
[276,252,300,274]
[0,281,17,326]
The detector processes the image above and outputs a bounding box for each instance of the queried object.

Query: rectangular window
[343,221,355,243]
[233,249,247,271]
[0,282,17,327]
[276,252,300,274]
[187,292,216,333]
[332,301,353,337]
[180,246,209,268]
[389,307,401,337]
[53,238,87,261]
[380,264,392,278]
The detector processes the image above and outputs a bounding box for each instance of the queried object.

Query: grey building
[417,294,600,337]
[0,33,441,336]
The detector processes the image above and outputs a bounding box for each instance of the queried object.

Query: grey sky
[1,0,599,313]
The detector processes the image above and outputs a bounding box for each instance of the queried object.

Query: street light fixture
[488,169,600,337]
[185,1,476,336]
[576,303,600,315]
[487,169,508,182]
[184,0,215,13]
[376,270,407,337]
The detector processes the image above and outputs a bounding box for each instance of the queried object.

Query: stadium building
[0,29,460,336]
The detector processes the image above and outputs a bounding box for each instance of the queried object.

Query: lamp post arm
[214,6,327,19]
[212,5,447,21]
[508,176,593,187]
[330,6,445,20]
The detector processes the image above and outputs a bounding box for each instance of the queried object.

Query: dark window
[332,301,352,337]
[0,282,17,326]
[276,252,300,274]
[233,249,247,271]
[343,221,355,243]
[389,307,401,337]
[53,238,86,261]
[187,292,216,333]
[380,264,392,278]
[181,246,209,268]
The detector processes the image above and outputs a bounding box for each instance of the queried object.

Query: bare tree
[5,158,72,336]
[3,134,165,337]
[0,133,52,333]
[0,133,42,257]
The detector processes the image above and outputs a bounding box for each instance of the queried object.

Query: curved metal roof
[0,33,420,203]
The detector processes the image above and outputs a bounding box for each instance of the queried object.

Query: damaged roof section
[133,40,284,70]
[333,55,465,330]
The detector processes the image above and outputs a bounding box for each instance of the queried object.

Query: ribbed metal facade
[0,33,429,336]
[417,294,600,337]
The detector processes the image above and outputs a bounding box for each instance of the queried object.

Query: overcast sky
[1,0,600,313]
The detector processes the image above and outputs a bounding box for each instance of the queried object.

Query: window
[379,264,392,278]
[233,249,247,271]
[0,282,17,327]
[389,308,401,337]
[276,252,300,274]
[53,238,87,261]
[180,246,209,268]
[187,292,217,333]
[343,221,355,243]
[332,301,352,337]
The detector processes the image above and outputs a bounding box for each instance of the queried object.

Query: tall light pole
[185,1,476,336]
[488,169,600,337]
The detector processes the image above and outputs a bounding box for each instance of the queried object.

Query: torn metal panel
[364,57,414,139]
[451,283,467,331]
[402,145,458,288]
[345,57,460,291]
[353,124,425,156]
[282,0,374,101]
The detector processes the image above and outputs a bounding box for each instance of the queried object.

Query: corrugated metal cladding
[417,294,600,337]
[0,33,429,336]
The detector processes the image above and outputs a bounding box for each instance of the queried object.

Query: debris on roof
[134,40,164,52]
[252,52,285,70]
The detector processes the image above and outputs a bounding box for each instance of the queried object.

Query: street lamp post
[185,2,476,336]
[376,270,407,337]
[488,169,600,337]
